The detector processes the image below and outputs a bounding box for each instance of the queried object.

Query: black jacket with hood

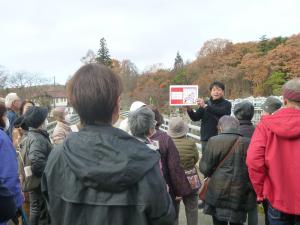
[42,124,175,225]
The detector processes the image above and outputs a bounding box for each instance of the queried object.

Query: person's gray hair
[218,115,239,132]
[128,107,156,138]
[0,97,5,104]
[5,93,19,108]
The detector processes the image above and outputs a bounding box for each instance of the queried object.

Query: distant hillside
[129,34,300,108]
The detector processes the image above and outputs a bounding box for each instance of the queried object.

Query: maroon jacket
[151,129,193,200]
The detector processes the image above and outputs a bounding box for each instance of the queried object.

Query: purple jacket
[151,129,193,200]
[0,129,24,209]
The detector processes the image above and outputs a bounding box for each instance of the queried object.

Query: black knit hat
[20,106,48,129]
[233,101,254,120]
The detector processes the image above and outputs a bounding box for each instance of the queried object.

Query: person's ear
[149,127,155,137]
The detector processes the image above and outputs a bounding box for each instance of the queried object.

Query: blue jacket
[6,110,18,139]
[0,129,24,210]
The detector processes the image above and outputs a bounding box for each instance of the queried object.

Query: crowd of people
[0,63,299,225]
[0,93,73,225]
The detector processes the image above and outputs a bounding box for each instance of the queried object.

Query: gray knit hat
[233,101,254,120]
[167,117,189,138]
[261,96,282,114]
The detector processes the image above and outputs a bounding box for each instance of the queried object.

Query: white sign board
[169,85,198,106]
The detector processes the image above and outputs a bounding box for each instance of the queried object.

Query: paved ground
[178,203,265,225]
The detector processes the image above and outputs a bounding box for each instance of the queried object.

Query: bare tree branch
[80,49,96,64]
[0,66,8,89]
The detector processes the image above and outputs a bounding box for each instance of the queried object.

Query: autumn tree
[118,34,300,108]
[96,38,112,66]
[198,38,232,57]
[120,59,139,93]
[144,63,165,73]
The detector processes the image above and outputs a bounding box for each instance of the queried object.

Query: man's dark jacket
[42,125,175,225]
[237,120,255,138]
[200,132,256,212]
[187,98,231,141]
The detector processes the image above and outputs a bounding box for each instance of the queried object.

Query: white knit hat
[129,101,146,112]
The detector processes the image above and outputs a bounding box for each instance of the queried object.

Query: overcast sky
[1,0,299,84]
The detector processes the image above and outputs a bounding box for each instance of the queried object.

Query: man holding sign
[186,81,231,153]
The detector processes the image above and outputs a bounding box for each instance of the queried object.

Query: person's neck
[286,105,300,110]
[285,102,300,110]
[9,107,17,113]
[135,136,147,143]
[210,97,224,102]
[92,121,112,127]
[239,119,252,125]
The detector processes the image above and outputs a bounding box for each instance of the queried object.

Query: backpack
[0,181,17,223]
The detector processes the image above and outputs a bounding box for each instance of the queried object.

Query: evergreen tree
[174,51,183,70]
[172,68,189,84]
[264,71,287,95]
[96,38,112,66]
[259,35,269,54]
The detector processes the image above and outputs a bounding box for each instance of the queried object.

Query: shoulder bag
[199,137,241,200]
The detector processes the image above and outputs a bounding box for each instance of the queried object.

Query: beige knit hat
[167,117,189,138]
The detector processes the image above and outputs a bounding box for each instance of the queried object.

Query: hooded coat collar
[61,124,160,193]
[28,128,50,141]
[261,107,300,138]
[239,120,253,126]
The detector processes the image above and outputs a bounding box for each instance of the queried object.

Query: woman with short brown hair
[42,64,175,225]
